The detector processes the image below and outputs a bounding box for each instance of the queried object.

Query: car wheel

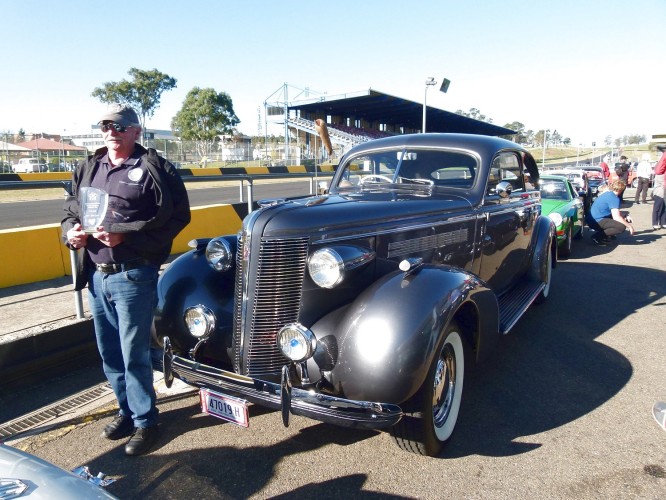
[559,224,572,258]
[390,322,465,456]
[632,179,638,188]
[535,246,553,304]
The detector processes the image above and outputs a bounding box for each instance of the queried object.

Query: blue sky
[1,0,663,146]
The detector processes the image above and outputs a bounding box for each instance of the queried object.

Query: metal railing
[2,171,335,319]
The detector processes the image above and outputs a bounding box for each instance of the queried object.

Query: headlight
[548,213,563,227]
[184,305,216,338]
[308,248,344,288]
[277,323,317,362]
[206,238,234,271]
[307,245,375,289]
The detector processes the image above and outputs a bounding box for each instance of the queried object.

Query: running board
[498,281,545,334]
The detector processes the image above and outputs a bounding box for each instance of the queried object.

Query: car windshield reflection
[540,181,570,200]
[336,149,478,190]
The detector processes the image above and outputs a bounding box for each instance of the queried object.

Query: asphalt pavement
[1,189,665,499]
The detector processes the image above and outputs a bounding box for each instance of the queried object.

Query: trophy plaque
[80,187,109,233]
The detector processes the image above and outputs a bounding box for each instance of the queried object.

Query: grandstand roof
[288,89,515,137]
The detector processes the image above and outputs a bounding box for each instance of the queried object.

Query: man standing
[62,104,191,456]
[634,153,652,204]
[588,179,634,245]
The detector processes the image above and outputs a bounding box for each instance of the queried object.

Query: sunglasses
[100,122,132,133]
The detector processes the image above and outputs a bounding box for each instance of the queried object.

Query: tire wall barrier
[0,203,248,289]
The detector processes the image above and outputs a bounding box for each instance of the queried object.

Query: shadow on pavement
[446,261,665,459]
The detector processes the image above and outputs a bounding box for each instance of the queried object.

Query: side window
[487,153,524,195]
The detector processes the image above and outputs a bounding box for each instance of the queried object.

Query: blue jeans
[88,266,159,428]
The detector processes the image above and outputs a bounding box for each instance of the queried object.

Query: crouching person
[588,179,634,245]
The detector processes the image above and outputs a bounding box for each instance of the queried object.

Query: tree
[171,87,240,158]
[455,108,493,123]
[502,121,527,143]
[91,68,177,129]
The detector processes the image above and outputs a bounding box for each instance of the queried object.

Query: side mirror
[496,181,512,198]
[317,180,329,195]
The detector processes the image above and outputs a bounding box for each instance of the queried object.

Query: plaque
[79,187,109,233]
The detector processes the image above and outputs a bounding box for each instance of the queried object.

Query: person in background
[61,104,191,456]
[634,153,652,204]
[614,156,630,203]
[588,179,634,245]
[599,160,610,180]
[651,148,666,229]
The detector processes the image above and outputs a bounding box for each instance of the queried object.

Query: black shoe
[125,426,159,456]
[591,234,607,246]
[102,414,134,440]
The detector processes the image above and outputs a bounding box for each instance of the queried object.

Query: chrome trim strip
[236,208,264,372]
[388,228,469,258]
[311,213,478,246]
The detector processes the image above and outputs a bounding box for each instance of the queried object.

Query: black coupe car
[152,133,556,456]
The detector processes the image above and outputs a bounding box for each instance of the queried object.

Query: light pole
[541,129,550,169]
[576,143,581,166]
[422,77,437,133]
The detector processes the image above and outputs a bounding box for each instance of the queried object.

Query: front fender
[314,265,498,404]
[154,238,236,360]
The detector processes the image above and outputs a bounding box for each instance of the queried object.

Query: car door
[477,151,539,294]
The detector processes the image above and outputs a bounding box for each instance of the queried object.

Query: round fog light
[184,305,215,339]
[277,323,317,362]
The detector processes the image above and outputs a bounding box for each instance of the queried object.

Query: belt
[95,259,153,274]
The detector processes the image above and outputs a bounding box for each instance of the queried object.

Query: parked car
[539,175,584,258]
[153,133,556,457]
[0,443,117,499]
[12,158,47,173]
[550,168,591,213]
[568,165,607,200]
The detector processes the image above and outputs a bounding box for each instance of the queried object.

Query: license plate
[200,388,249,428]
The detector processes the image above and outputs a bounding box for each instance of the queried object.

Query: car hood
[255,190,474,240]
[540,198,571,215]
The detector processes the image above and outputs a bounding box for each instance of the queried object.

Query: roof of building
[16,138,86,151]
[287,89,515,137]
[0,141,30,152]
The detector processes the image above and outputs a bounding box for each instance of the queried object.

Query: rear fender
[310,265,499,404]
[529,215,557,282]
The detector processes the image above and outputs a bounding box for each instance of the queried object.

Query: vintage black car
[153,133,556,456]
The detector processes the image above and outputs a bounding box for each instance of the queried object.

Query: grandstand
[267,87,515,161]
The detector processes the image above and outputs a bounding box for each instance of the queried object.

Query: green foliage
[455,107,493,123]
[171,87,239,157]
[91,68,177,127]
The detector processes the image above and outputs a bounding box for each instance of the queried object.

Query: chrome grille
[232,232,245,372]
[234,236,309,378]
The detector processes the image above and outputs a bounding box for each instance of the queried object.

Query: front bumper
[155,337,403,430]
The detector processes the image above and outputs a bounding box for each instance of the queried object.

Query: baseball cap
[99,103,141,127]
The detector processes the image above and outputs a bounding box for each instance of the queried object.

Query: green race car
[540,174,584,258]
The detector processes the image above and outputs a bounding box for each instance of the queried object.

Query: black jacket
[61,145,191,289]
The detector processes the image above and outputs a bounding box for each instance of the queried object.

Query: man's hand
[66,223,89,249]
[92,226,125,247]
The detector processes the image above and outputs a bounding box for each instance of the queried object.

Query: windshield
[540,180,571,201]
[335,148,478,189]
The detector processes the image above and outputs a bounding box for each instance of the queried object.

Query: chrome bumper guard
[157,337,402,430]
